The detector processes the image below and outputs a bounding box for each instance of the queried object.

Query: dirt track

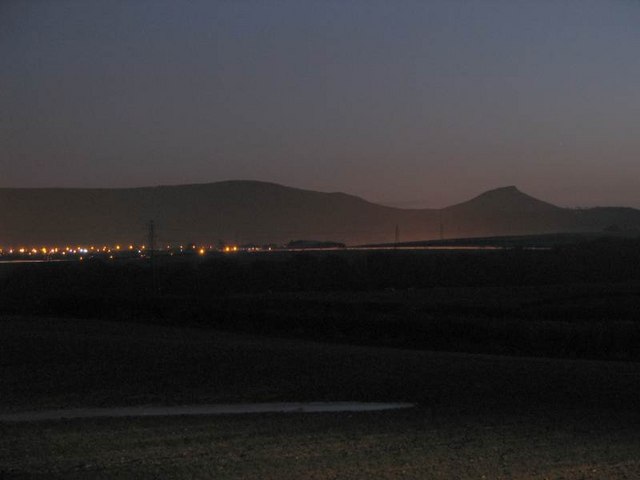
[0,402,415,422]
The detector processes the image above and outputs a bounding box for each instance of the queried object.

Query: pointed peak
[463,186,532,204]
[479,185,522,196]
[447,186,560,212]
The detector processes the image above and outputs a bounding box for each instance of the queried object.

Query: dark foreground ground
[4,408,640,479]
[3,241,640,363]
[2,316,640,479]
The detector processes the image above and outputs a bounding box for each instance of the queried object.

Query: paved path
[0,402,415,423]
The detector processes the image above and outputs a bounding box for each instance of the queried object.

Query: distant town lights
[0,242,280,259]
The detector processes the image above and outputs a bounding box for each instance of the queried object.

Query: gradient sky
[2,0,639,208]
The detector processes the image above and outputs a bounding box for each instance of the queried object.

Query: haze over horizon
[2,0,639,208]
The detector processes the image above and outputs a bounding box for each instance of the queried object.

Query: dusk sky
[2,0,639,208]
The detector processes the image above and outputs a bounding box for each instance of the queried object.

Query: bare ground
[1,316,640,478]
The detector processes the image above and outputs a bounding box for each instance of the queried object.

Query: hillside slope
[0,181,638,246]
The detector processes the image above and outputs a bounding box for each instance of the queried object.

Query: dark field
[2,317,640,478]
[2,242,640,478]
[2,239,640,362]
[5,408,640,479]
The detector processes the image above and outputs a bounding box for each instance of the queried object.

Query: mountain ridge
[0,181,638,246]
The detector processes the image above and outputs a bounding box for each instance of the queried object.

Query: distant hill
[440,186,573,238]
[0,181,639,246]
